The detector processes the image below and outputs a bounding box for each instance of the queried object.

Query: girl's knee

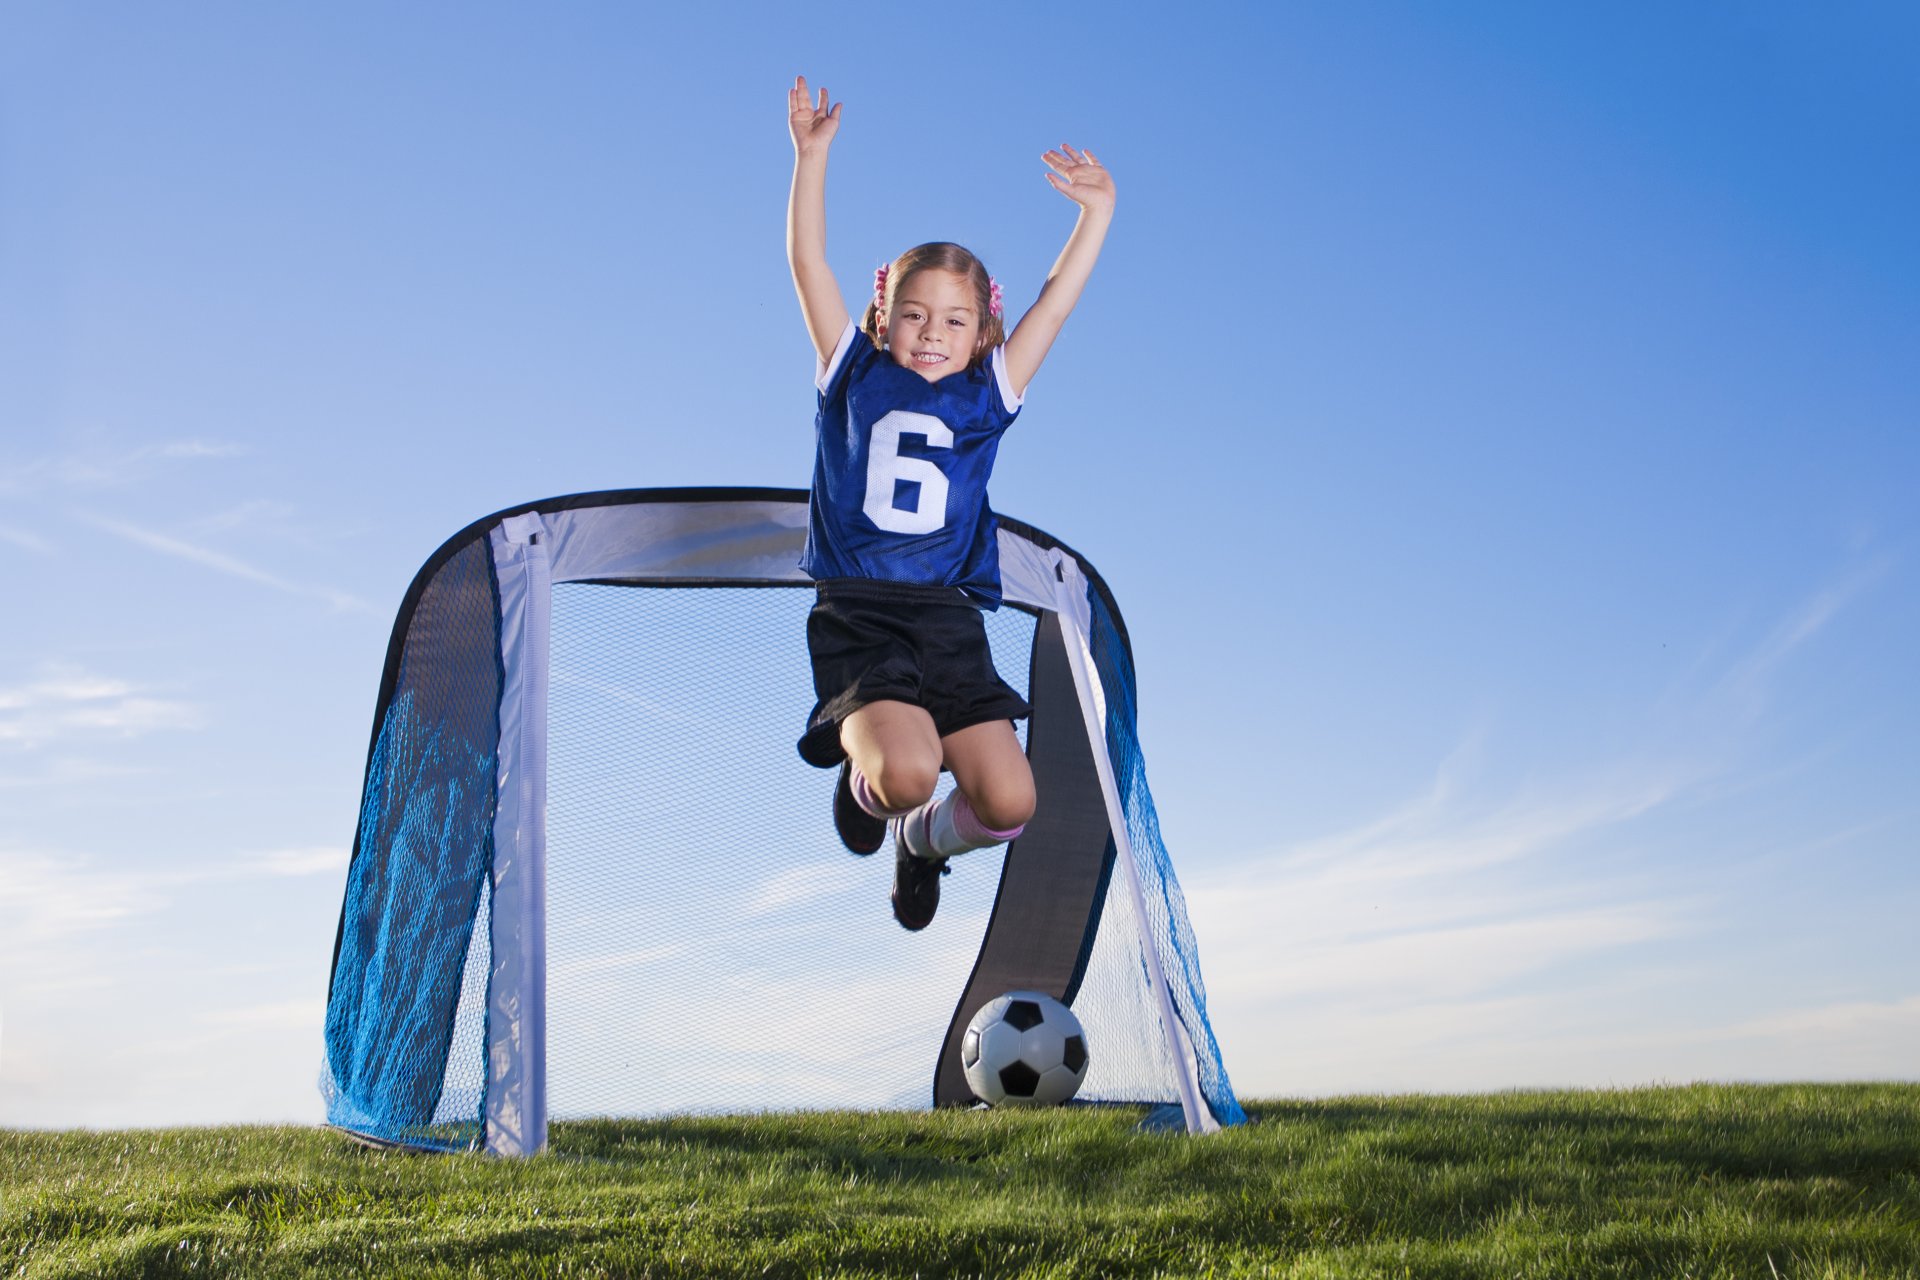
[868,756,938,812]
[972,775,1035,833]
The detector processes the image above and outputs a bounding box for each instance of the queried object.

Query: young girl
[786,75,1114,931]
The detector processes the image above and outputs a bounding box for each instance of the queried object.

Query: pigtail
[976,278,1007,359]
[861,261,891,351]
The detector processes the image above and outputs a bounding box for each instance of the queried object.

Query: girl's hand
[1042,145,1115,215]
[789,76,841,156]
[1003,145,1116,396]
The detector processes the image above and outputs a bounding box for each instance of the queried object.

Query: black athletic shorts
[797,578,1032,769]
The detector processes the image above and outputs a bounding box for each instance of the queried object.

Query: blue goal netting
[322,537,499,1151]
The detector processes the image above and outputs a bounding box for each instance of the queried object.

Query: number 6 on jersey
[863,410,952,535]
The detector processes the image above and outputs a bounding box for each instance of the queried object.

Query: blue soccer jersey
[802,320,1024,607]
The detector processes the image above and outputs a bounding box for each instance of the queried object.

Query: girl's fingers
[817,86,829,112]
[1042,146,1103,173]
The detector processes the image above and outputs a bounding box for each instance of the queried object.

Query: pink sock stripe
[952,794,1025,844]
[851,766,914,819]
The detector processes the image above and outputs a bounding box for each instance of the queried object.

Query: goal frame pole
[1050,557,1219,1135]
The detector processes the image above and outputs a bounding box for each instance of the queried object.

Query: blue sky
[2,3,1915,1126]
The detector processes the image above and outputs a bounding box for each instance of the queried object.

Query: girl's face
[880,270,982,383]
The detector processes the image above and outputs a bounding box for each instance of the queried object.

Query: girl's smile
[881,269,982,383]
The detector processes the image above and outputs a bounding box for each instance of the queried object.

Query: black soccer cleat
[833,761,887,855]
[890,820,950,932]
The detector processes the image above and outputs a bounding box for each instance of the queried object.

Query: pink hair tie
[988,278,1004,318]
[873,264,890,311]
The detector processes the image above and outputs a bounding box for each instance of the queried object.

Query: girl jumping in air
[786,75,1115,931]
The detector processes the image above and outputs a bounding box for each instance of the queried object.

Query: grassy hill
[5,1084,1917,1278]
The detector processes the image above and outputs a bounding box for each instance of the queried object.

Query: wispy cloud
[0,757,151,790]
[1712,555,1895,719]
[1189,562,1896,1096]
[1188,756,1700,1014]
[551,668,701,727]
[0,842,347,949]
[0,662,203,748]
[0,525,53,554]
[1220,985,1920,1097]
[1271,760,1690,888]
[182,499,296,539]
[83,514,373,613]
[0,842,342,1128]
[1687,995,1920,1046]
[240,847,350,878]
[549,945,685,982]
[0,850,158,944]
[150,440,246,460]
[195,999,327,1031]
[180,499,356,551]
[745,862,847,917]
[0,438,245,493]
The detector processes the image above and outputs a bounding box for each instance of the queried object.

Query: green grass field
[5,1084,1917,1278]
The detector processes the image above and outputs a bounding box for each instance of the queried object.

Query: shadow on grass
[11,1089,1918,1279]
[549,1110,1082,1198]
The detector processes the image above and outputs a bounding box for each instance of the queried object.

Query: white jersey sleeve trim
[990,345,1024,414]
[815,319,859,395]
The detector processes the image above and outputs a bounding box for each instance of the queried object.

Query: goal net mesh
[323,509,1243,1151]
[540,583,1194,1119]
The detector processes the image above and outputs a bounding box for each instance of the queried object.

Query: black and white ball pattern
[960,991,1089,1106]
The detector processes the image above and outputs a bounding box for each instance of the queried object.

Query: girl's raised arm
[787,76,850,366]
[1003,145,1116,399]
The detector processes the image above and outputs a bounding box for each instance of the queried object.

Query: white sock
[898,792,1026,861]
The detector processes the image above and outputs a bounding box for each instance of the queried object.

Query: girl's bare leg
[839,700,942,814]
[874,715,1033,933]
[940,719,1036,832]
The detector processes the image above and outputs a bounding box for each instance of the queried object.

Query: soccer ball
[960,991,1089,1107]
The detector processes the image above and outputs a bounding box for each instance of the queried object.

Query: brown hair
[861,241,1005,369]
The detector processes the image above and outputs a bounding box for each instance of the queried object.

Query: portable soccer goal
[321,488,1243,1154]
